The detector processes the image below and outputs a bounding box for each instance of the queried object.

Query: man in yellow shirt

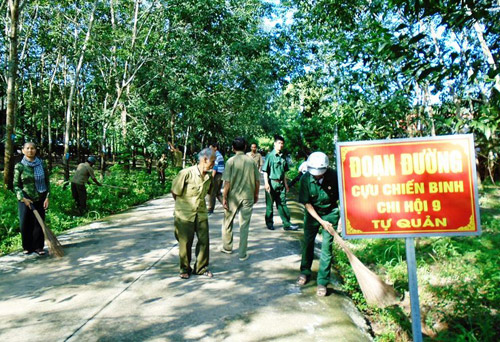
[246,143,263,172]
[171,148,215,279]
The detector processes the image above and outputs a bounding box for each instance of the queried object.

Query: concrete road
[0,185,372,342]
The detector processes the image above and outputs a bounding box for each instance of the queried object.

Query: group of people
[14,136,341,296]
[171,135,340,297]
[14,142,103,255]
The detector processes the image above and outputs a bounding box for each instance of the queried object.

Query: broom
[331,229,399,307]
[29,203,64,258]
[102,184,128,190]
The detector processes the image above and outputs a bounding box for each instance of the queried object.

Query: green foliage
[0,188,20,251]
[330,185,500,341]
[0,167,175,255]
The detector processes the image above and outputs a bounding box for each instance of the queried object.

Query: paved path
[0,184,371,342]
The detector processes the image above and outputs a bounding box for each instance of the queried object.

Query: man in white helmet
[296,152,340,297]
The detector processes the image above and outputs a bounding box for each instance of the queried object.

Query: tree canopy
[1,0,498,180]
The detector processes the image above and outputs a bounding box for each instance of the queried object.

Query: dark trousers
[300,209,339,286]
[158,169,166,184]
[265,180,291,228]
[207,172,223,212]
[71,182,87,212]
[18,195,46,252]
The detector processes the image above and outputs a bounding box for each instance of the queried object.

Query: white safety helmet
[307,152,329,176]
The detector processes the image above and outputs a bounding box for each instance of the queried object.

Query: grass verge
[0,165,178,255]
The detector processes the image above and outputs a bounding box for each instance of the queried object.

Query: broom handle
[331,229,360,264]
[101,184,128,190]
[28,203,48,233]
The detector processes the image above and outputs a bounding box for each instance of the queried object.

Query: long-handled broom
[332,229,398,307]
[29,203,64,257]
[101,184,128,190]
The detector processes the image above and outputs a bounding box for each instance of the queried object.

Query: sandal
[23,250,31,255]
[202,270,213,278]
[35,249,46,256]
[296,274,308,286]
[316,285,327,297]
[179,273,190,279]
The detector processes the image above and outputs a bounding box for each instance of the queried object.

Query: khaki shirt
[171,165,212,222]
[72,162,97,185]
[246,151,263,169]
[223,152,259,202]
[262,149,288,180]
[173,150,183,168]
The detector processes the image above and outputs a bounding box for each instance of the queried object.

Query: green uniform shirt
[13,161,50,201]
[72,162,97,185]
[262,149,288,180]
[246,151,263,169]
[223,151,259,201]
[171,165,212,222]
[299,168,339,215]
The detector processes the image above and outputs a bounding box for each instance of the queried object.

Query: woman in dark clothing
[13,142,50,255]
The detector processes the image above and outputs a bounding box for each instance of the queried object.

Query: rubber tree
[2,0,22,189]
[62,2,96,181]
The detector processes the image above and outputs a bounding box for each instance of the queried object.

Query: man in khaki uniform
[71,156,101,215]
[168,141,183,168]
[220,137,260,260]
[246,143,263,172]
[171,148,215,279]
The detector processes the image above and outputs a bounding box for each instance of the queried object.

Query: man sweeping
[296,152,339,297]
[71,156,102,215]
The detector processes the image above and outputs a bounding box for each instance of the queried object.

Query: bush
[331,184,500,341]
[0,166,176,255]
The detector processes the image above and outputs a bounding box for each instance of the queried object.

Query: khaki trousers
[174,215,209,274]
[222,198,254,258]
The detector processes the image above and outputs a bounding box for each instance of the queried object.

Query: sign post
[336,134,481,341]
[405,237,422,342]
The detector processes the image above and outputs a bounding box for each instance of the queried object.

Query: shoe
[23,250,32,255]
[317,285,327,297]
[239,254,249,261]
[284,224,299,231]
[179,272,190,279]
[296,274,309,286]
[266,225,275,230]
[219,246,232,254]
[201,270,213,278]
[34,249,46,256]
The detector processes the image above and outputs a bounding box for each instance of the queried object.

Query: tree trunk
[182,125,190,168]
[3,0,21,189]
[47,52,61,169]
[170,109,176,145]
[63,3,96,181]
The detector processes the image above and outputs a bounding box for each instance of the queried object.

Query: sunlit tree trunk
[63,3,96,181]
[3,0,21,189]
[182,125,190,168]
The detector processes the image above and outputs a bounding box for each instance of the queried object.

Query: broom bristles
[32,208,64,258]
[333,231,398,307]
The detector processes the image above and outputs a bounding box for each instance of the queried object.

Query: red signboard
[336,134,481,239]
